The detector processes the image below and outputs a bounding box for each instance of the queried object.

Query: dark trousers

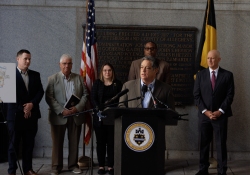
[7,121,38,174]
[50,117,82,172]
[94,124,114,168]
[199,115,228,174]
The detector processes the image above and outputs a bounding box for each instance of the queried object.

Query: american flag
[80,0,98,145]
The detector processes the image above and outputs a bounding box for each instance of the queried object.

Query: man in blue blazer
[193,50,235,175]
[6,49,44,175]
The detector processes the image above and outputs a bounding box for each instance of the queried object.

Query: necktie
[211,71,216,90]
[141,84,148,108]
[141,84,148,98]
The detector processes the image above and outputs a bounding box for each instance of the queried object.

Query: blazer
[6,68,44,129]
[91,79,123,108]
[119,79,175,110]
[45,72,88,125]
[193,67,235,118]
[91,79,123,126]
[128,58,171,85]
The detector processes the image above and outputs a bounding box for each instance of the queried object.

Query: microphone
[105,89,129,105]
[147,87,158,108]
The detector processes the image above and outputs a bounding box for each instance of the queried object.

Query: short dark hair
[144,41,157,49]
[17,49,30,57]
[99,62,116,82]
[142,56,159,69]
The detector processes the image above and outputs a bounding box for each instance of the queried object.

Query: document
[64,94,80,110]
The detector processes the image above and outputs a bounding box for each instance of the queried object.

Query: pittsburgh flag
[195,0,217,73]
[80,0,98,145]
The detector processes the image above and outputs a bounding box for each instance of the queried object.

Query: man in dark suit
[193,50,235,175]
[120,56,174,110]
[6,49,44,175]
[128,41,171,85]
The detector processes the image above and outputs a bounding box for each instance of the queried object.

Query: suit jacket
[91,79,123,126]
[119,79,175,110]
[45,72,88,125]
[193,67,234,118]
[6,68,44,130]
[128,58,171,84]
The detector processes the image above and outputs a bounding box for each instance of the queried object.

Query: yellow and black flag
[195,0,217,75]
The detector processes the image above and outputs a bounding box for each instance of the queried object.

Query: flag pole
[196,0,218,169]
[78,0,92,169]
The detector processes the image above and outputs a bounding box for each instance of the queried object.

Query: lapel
[148,80,162,108]
[135,79,143,107]
[135,79,141,97]
[16,68,28,94]
[71,73,77,94]
[205,68,214,92]
[213,67,223,92]
[57,72,67,101]
[28,70,34,93]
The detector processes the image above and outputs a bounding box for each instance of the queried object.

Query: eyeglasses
[144,47,156,51]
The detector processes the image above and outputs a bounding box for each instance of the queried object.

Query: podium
[102,108,178,175]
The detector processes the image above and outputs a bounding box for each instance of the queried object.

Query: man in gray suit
[119,56,174,110]
[45,54,88,175]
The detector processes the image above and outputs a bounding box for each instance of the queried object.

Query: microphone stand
[63,96,142,119]
[175,113,189,121]
[147,89,189,121]
[0,101,24,175]
[63,96,142,175]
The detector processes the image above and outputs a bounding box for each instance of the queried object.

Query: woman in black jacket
[91,63,122,175]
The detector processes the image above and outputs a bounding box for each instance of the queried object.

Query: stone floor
[0,158,249,175]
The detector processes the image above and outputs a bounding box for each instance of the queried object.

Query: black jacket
[91,79,122,126]
[6,68,44,129]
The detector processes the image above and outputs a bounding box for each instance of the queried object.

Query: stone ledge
[0,0,250,11]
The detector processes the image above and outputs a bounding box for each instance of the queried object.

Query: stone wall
[1,0,250,160]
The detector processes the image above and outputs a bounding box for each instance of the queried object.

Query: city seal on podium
[124,122,155,152]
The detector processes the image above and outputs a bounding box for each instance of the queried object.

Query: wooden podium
[102,108,178,175]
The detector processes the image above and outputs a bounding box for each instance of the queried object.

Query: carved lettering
[87,26,197,105]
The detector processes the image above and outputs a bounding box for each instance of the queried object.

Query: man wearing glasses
[128,41,171,85]
[45,54,88,175]
[120,56,174,110]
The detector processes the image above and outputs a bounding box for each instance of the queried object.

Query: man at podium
[119,56,175,110]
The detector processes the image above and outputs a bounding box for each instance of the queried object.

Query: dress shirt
[141,79,155,108]
[17,67,29,91]
[209,67,219,80]
[202,67,224,114]
[61,72,74,101]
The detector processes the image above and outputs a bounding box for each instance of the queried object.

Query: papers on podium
[64,94,80,110]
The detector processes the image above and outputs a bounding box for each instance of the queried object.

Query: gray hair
[142,56,159,69]
[60,54,72,63]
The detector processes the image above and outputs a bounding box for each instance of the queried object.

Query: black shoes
[97,168,114,175]
[108,169,114,175]
[97,168,106,174]
[195,170,209,175]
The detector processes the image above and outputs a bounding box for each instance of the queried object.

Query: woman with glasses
[91,63,122,175]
